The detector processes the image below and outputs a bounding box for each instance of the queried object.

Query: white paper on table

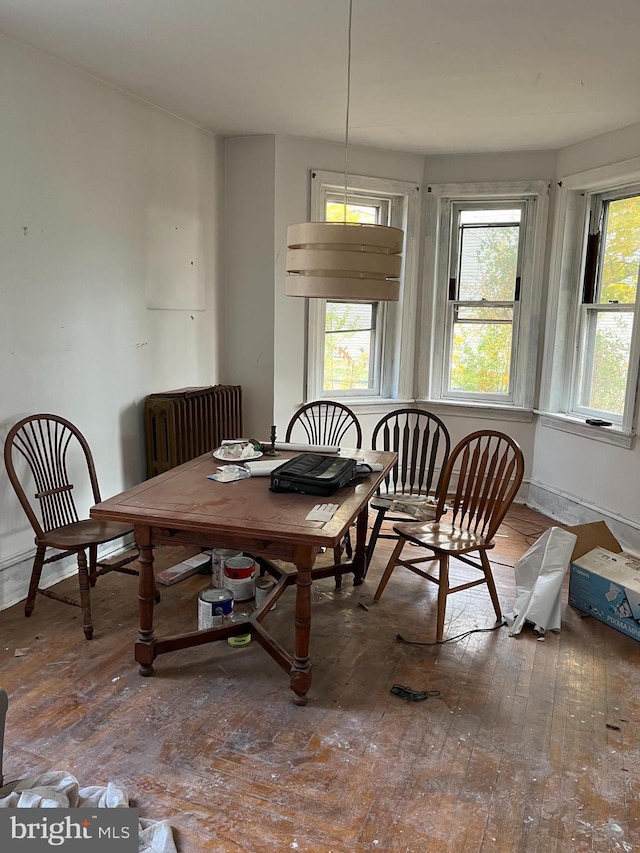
[270,442,339,454]
[305,504,339,522]
[504,526,577,636]
[244,459,284,476]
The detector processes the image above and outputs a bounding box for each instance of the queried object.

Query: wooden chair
[373,430,525,642]
[285,400,362,449]
[366,408,450,566]
[3,414,153,640]
[285,401,362,578]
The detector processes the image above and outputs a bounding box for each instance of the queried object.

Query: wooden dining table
[90,448,396,704]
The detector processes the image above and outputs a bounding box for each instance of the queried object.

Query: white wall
[0,37,224,606]
[223,135,276,441]
[530,122,640,552]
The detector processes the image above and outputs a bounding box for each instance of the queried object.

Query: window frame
[422,181,550,411]
[540,159,640,445]
[307,170,420,403]
[568,186,640,426]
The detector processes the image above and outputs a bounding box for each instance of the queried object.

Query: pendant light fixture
[285,0,403,301]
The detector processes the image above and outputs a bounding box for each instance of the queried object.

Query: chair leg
[76,549,93,640]
[88,543,98,587]
[435,555,449,643]
[373,536,406,601]
[25,545,46,617]
[366,508,386,565]
[344,529,353,560]
[480,550,502,620]
[333,544,343,590]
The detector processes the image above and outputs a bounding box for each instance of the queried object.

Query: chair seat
[370,493,433,510]
[38,520,132,551]
[394,520,491,555]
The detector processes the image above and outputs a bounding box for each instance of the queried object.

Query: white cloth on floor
[504,526,577,636]
[0,771,176,853]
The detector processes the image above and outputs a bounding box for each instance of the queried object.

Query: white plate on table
[213,449,263,462]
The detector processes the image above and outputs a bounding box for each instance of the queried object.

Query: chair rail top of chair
[396,429,524,548]
[285,400,362,449]
[4,413,103,538]
[371,407,451,496]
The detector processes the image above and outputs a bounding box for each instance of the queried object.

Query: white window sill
[535,412,636,449]
[415,399,535,423]
[335,398,415,416]
[342,397,535,423]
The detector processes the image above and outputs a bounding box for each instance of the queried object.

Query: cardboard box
[569,547,640,642]
[564,520,622,562]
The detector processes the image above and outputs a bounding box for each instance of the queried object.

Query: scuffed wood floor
[0,506,638,852]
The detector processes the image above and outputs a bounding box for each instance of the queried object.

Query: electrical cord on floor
[396,622,505,646]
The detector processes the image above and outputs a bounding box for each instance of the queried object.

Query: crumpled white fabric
[0,771,176,853]
[504,526,577,636]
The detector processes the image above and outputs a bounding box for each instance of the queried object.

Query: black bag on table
[269,453,359,497]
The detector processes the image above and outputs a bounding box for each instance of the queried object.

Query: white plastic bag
[504,526,577,636]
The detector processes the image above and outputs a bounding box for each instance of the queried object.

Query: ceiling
[2,0,640,156]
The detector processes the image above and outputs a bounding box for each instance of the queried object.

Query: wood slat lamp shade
[285,221,403,301]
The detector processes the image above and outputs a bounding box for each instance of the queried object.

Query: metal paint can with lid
[227,612,251,647]
[211,548,242,586]
[255,577,276,610]
[223,556,257,601]
[198,587,234,630]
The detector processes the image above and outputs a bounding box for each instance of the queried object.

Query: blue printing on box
[569,552,640,643]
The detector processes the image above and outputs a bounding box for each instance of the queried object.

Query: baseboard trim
[527,479,640,554]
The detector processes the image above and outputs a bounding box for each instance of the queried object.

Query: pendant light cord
[343,0,353,221]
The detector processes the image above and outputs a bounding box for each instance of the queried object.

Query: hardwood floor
[0,506,638,852]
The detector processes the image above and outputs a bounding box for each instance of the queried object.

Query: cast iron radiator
[144,385,243,478]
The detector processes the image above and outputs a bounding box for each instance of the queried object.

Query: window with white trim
[425,182,549,410]
[307,171,420,402]
[540,161,640,444]
[570,188,640,426]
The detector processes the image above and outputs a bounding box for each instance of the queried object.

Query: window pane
[456,305,513,322]
[579,310,633,415]
[449,317,513,395]
[326,202,378,224]
[324,302,376,391]
[458,221,520,301]
[599,196,640,305]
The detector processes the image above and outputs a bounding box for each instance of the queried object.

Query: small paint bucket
[227,612,251,647]
[212,548,242,586]
[223,555,256,579]
[223,556,257,601]
[198,588,234,630]
[255,577,276,610]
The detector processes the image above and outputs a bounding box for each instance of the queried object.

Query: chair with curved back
[285,400,362,449]
[373,430,525,642]
[366,408,451,567]
[3,414,152,640]
[285,401,362,576]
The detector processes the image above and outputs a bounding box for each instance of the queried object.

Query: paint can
[198,588,234,630]
[255,577,276,610]
[223,556,257,601]
[211,548,242,587]
[227,612,251,647]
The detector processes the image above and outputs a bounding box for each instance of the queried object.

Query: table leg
[290,544,315,705]
[352,508,368,585]
[134,524,156,676]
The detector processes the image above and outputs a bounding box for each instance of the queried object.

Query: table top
[91,449,396,550]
